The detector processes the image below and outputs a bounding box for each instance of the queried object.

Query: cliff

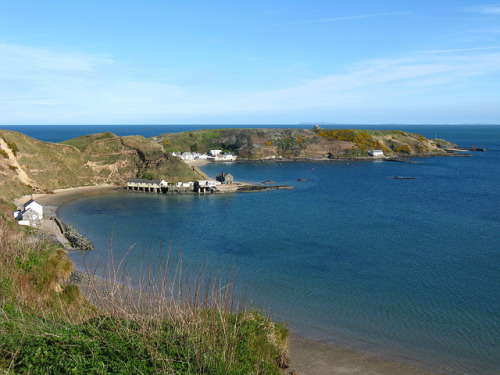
[152,128,459,159]
[0,130,207,201]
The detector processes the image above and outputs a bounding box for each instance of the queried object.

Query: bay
[7,124,499,374]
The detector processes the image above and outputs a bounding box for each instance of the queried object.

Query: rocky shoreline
[59,220,93,250]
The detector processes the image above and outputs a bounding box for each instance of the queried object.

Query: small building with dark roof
[216,172,234,185]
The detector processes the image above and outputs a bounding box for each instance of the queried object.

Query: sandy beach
[16,184,120,216]
[184,159,212,167]
[18,185,445,375]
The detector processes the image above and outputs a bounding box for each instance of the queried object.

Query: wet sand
[18,184,445,374]
[285,335,444,375]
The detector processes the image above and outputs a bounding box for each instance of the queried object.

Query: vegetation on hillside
[153,128,455,159]
[0,130,207,201]
[0,202,289,374]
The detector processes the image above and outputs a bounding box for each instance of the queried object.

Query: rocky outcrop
[237,185,293,193]
[61,221,93,250]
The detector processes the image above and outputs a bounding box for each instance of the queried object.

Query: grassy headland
[152,127,459,159]
[0,130,207,201]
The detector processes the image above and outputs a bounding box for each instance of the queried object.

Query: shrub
[7,142,19,156]
[396,145,412,154]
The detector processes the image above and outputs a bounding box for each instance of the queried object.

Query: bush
[7,142,19,156]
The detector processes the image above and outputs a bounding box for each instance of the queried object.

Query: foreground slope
[153,128,458,159]
[0,200,289,374]
[0,130,207,201]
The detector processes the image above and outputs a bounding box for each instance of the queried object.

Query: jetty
[126,176,292,195]
[126,176,238,195]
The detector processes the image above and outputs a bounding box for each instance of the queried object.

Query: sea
[2,124,499,374]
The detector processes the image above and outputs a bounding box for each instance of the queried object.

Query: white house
[13,199,44,227]
[209,150,222,157]
[181,152,194,161]
[219,152,237,161]
[369,149,384,157]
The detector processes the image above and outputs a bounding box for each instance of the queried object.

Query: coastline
[22,185,444,375]
[16,184,120,216]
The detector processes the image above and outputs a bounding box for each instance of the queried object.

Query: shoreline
[21,185,444,374]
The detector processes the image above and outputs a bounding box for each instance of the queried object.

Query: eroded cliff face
[154,128,457,159]
[0,130,206,201]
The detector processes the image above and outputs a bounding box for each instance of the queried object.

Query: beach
[17,184,447,374]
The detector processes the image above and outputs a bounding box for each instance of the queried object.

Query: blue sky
[1,1,500,125]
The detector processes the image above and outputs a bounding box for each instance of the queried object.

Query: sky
[1,1,500,125]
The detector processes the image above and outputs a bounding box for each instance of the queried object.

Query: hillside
[152,128,459,159]
[0,198,289,374]
[0,130,207,201]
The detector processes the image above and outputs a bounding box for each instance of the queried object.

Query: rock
[275,349,291,369]
[237,185,293,193]
[68,271,90,284]
[61,221,94,250]
[297,179,307,182]
[262,180,276,184]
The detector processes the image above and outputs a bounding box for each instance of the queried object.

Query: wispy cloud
[1,42,500,124]
[467,4,500,15]
[423,46,500,53]
[280,11,410,25]
[0,43,115,73]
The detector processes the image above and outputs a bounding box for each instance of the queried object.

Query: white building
[13,199,44,227]
[181,152,194,161]
[209,150,222,157]
[196,180,220,188]
[369,149,384,157]
[219,153,237,161]
[176,181,194,189]
[127,178,168,192]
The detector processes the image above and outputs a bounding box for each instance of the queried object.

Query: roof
[216,172,233,177]
[128,178,164,184]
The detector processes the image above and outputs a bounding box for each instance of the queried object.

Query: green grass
[156,129,224,154]
[0,201,289,374]
[1,308,287,374]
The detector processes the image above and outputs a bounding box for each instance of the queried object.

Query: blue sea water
[4,124,499,373]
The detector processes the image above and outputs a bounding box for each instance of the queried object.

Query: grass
[156,130,224,154]
[0,130,205,201]
[0,201,289,374]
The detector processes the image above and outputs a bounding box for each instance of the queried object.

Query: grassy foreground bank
[0,200,289,374]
